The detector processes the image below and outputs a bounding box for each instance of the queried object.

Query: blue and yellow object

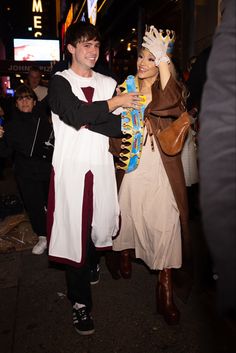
[117,75,146,173]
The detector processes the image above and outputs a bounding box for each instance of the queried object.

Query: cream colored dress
[113,128,182,270]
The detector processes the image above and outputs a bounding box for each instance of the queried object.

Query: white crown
[158,29,175,54]
[147,26,176,54]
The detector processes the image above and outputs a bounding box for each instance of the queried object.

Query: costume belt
[116,75,146,173]
[143,117,155,152]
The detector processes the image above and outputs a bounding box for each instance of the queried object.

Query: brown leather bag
[157,112,191,156]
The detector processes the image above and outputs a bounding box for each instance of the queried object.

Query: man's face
[28,70,41,89]
[68,39,100,73]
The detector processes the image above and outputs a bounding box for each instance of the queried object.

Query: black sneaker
[72,304,95,335]
[90,264,100,285]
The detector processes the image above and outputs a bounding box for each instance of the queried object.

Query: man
[28,66,48,101]
[199,0,236,318]
[47,21,139,335]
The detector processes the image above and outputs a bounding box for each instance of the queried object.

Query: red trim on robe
[47,168,55,244]
[80,170,93,265]
[81,86,94,104]
[48,170,94,268]
[47,86,112,268]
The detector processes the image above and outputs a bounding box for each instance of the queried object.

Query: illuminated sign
[0,60,52,75]
[32,0,43,37]
[87,0,98,25]
[65,4,73,34]
[14,38,60,61]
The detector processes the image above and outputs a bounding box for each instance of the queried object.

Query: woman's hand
[142,26,171,67]
[0,126,4,138]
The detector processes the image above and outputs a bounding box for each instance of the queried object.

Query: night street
[0,2,235,352]
[0,244,235,353]
[0,169,235,353]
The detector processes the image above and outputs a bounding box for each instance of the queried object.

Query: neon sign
[32,0,43,37]
[87,0,98,25]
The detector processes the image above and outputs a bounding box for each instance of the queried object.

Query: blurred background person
[0,84,52,255]
[181,108,199,220]
[199,0,236,318]
[27,66,48,101]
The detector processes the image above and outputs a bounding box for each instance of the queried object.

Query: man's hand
[107,92,141,112]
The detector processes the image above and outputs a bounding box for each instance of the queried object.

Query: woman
[0,85,52,255]
[112,27,190,325]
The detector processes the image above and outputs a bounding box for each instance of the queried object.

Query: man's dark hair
[65,21,101,49]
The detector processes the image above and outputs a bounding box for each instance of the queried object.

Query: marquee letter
[32,0,43,12]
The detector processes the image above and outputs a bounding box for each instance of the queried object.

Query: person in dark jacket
[199,0,236,318]
[0,85,52,255]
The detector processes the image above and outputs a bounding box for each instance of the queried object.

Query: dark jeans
[65,239,99,312]
[17,176,49,236]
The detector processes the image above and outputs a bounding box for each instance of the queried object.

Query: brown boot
[120,249,132,279]
[156,268,180,325]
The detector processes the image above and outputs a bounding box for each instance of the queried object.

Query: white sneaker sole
[74,327,95,336]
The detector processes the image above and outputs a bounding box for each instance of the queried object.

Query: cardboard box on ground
[0,214,37,253]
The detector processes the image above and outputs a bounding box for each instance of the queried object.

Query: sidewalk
[0,167,235,353]
[0,232,235,353]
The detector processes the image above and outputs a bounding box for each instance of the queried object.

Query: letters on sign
[32,0,43,37]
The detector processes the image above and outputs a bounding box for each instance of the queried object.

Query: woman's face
[16,95,36,113]
[137,48,159,80]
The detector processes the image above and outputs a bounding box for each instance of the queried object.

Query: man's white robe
[49,69,120,265]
